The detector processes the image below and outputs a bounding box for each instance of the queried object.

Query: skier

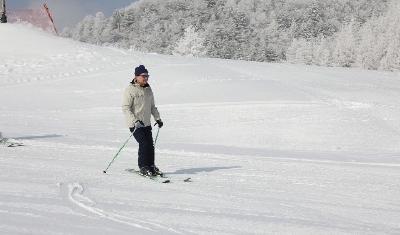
[1,0,7,23]
[122,65,164,177]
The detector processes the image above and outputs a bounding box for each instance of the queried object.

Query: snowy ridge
[1,23,400,234]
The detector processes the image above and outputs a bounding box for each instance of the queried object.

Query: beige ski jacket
[122,83,160,128]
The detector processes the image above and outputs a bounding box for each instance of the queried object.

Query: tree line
[62,0,399,71]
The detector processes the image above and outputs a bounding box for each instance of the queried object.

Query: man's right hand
[134,120,145,129]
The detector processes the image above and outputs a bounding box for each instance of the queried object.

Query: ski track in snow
[59,182,183,234]
[0,60,135,87]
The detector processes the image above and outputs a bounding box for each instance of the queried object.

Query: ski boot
[139,166,156,177]
[150,165,164,177]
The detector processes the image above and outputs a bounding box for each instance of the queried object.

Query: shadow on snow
[166,166,241,175]
[12,134,64,140]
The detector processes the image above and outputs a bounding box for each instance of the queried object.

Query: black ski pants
[130,126,154,169]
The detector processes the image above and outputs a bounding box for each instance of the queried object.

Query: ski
[125,168,192,183]
[183,177,192,182]
[125,168,171,183]
[0,138,24,147]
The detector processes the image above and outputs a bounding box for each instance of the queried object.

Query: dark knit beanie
[134,65,148,76]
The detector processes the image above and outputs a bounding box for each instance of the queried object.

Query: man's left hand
[155,119,163,128]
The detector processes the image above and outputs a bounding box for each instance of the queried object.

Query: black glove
[155,119,163,128]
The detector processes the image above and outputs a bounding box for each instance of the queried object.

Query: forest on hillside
[62,0,400,71]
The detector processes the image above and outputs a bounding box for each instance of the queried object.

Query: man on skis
[122,65,164,177]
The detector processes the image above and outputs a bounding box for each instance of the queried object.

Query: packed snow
[1,23,400,234]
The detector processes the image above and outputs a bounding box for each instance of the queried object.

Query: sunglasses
[139,74,149,79]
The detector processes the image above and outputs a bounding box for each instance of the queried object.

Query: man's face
[136,73,149,86]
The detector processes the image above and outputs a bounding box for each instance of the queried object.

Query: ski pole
[154,125,160,147]
[103,130,135,174]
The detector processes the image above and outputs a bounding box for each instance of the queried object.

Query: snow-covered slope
[1,23,399,234]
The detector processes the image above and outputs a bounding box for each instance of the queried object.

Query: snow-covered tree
[63,0,397,71]
[92,12,106,44]
[332,21,358,67]
[173,25,205,57]
[312,35,332,66]
[378,1,400,71]
[286,38,313,65]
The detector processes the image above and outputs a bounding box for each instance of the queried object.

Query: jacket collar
[131,81,150,88]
